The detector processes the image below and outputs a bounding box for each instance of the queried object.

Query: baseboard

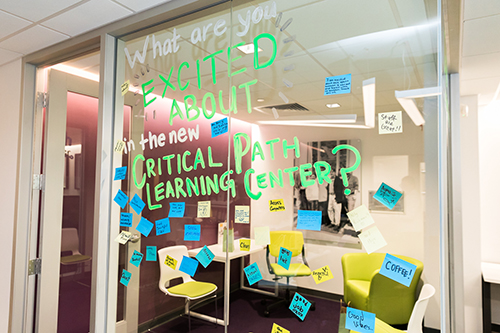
[423,327,440,333]
[492,323,500,332]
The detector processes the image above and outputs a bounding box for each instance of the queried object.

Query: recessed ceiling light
[237,43,263,54]
[326,103,341,108]
[257,98,265,102]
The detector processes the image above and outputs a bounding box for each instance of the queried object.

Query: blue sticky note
[379,253,417,287]
[129,194,145,215]
[169,202,186,217]
[211,117,228,138]
[120,269,131,286]
[146,246,157,261]
[113,189,129,209]
[120,212,133,227]
[155,217,171,236]
[278,247,292,270]
[114,166,127,180]
[373,182,403,210]
[136,217,154,237]
[195,245,215,268]
[184,224,201,241]
[297,210,322,231]
[324,73,351,95]
[130,250,144,267]
[345,307,376,333]
[179,255,199,277]
[289,292,312,321]
[244,262,263,286]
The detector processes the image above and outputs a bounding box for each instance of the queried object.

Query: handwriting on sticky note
[345,307,376,333]
[130,194,146,215]
[168,202,185,217]
[239,239,251,251]
[179,255,198,277]
[235,205,250,223]
[312,265,334,284]
[379,111,403,134]
[121,80,130,96]
[114,231,132,244]
[164,255,178,270]
[297,210,321,231]
[289,292,311,321]
[278,247,292,270]
[120,269,131,286]
[269,199,285,212]
[373,182,403,210]
[211,117,228,138]
[358,226,387,254]
[136,217,154,237]
[254,226,270,245]
[146,246,157,261]
[184,224,201,241]
[244,262,263,286]
[114,166,127,181]
[155,217,171,236]
[197,201,211,218]
[324,73,351,96]
[114,140,125,153]
[271,323,290,333]
[120,212,133,227]
[195,245,215,268]
[346,205,375,231]
[379,253,417,287]
[113,189,129,209]
[130,250,143,267]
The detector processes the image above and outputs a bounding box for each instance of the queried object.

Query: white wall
[0,59,23,333]
[248,116,441,328]
[479,101,500,324]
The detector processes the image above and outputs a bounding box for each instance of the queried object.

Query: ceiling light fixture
[395,86,441,126]
[257,98,265,102]
[326,103,341,108]
[236,43,262,54]
[362,78,376,128]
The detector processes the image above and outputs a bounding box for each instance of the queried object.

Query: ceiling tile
[0,10,32,40]
[0,47,23,66]
[461,52,500,81]
[462,15,500,57]
[0,0,82,22]
[0,25,68,55]
[42,0,133,37]
[464,0,500,20]
[114,0,171,12]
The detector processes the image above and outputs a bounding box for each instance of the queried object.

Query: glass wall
[113,0,441,331]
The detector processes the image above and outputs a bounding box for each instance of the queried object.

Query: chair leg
[185,298,191,332]
[214,294,218,327]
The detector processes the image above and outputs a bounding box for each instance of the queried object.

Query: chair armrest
[301,246,310,268]
[266,245,275,275]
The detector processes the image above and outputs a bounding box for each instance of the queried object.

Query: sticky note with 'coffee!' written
[379,253,417,287]
[312,265,333,284]
[164,255,177,270]
[269,199,285,212]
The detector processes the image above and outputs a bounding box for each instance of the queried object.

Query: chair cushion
[167,281,216,298]
[61,254,91,264]
[270,263,311,276]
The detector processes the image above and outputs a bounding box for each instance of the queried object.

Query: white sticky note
[197,201,211,218]
[254,226,271,246]
[346,204,375,231]
[235,205,250,223]
[114,231,132,244]
[379,111,403,134]
[358,226,387,254]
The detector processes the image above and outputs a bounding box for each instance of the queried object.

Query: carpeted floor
[148,289,342,332]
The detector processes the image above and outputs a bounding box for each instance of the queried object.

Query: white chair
[349,284,435,333]
[158,245,218,331]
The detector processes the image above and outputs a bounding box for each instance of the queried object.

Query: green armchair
[341,253,423,325]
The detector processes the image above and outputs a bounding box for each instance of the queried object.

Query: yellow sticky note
[358,226,387,254]
[271,323,290,333]
[121,80,130,96]
[197,201,211,218]
[114,140,125,153]
[239,238,251,251]
[312,265,334,284]
[164,255,177,270]
[269,199,285,212]
[254,226,271,246]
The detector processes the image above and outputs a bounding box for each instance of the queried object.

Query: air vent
[255,102,309,114]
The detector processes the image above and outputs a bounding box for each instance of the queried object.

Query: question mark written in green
[331,144,361,195]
